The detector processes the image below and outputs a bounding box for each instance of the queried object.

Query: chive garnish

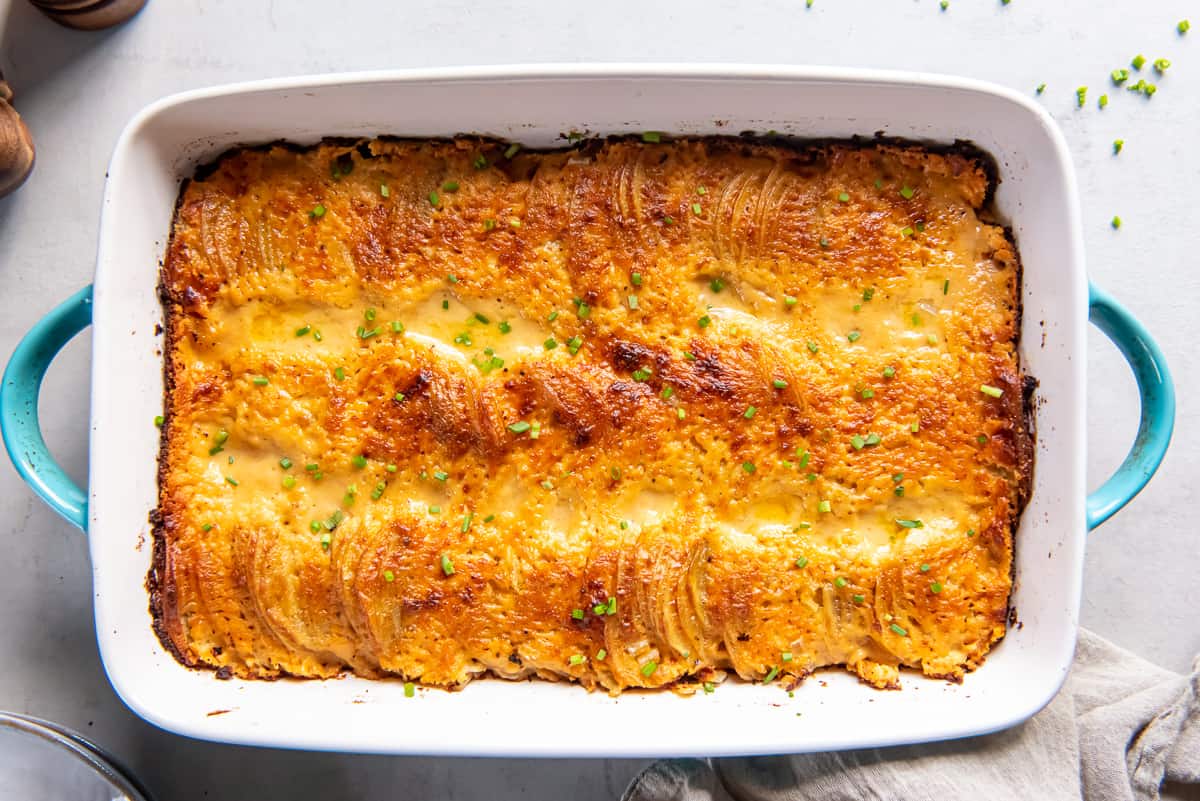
[773,379,788,389]
[930,582,944,594]
[900,186,915,200]
[742,461,756,474]
[890,623,908,636]
[818,500,831,513]
[641,131,663,143]
[980,384,1004,398]
[896,519,924,529]
[641,661,658,678]
[440,554,455,576]
[743,406,757,419]
[834,576,848,588]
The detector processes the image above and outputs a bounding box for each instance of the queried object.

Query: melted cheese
[154,137,1031,692]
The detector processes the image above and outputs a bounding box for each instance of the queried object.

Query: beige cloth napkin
[621,630,1199,801]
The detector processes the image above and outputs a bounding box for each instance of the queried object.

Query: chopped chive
[379,183,390,198]
[851,435,865,450]
[309,204,326,218]
[640,661,658,678]
[661,386,675,399]
[1132,54,1146,70]
[282,476,297,490]
[404,682,415,697]
[295,325,311,337]
[508,421,532,434]
[807,341,819,353]
[683,351,696,361]
[308,520,320,533]
[323,510,344,531]
[692,202,703,215]
[334,367,346,381]
[798,450,810,468]
[442,181,460,192]
[632,367,652,382]
[860,388,875,399]
[900,186,915,200]
[698,315,712,328]
[763,666,780,683]
[676,408,686,420]
[202,523,214,532]
[900,226,914,238]
[312,329,323,341]
[847,330,861,343]
[629,271,644,287]
[862,287,875,302]
[837,192,850,203]
[883,366,896,379]
[571,608,585,620]
[371,481,386,500]
[429,505,441,514]
[1179,19,1190,34]
[930,581,944,594]
[641,131,663,143]
[773,379,788,389]
[1099,94,1109,109]
[865,433,881,446]
[483,218,496,231]
[440,554,455,576]
[742,461,756,474]
[794,556,809,568]
[597,648,608,661]
[567,336,583,354]
[568,654,587,666]
[432,470,449,482]
[153,414,165,428]
[544,337,558,350]
[807,473,817,482]
[504,143,521,159]
[576,302,591,319]
[1113,139,1124,154]
[460,512,474,533]
[352,454,368,469]
[895,518,924,529]
[894,486,905,497]
[1153,58,1171,73]
[977,433,989,445]
[1036,83,1046,95]
[540,479,554,490]
[225,476,239,486]
[890,623,908,636]
[320,532,332,550]
[743,406,757,419]
[428,191,440,207]
[1111,216,1122,229]
[980,384,1004,398]
[628,295,639,310]
[834,576,848,588]
[818,500,831,513]
[386,464,397,473]
[784,296,799,309]
[911,421,920,433]
[1112,69,1129,84]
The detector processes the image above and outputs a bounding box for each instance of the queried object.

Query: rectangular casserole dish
[0,65,1175,757]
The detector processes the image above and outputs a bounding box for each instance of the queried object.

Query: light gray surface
[0,1,1196,799]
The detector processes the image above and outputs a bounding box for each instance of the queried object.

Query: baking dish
[0,66,1175,757]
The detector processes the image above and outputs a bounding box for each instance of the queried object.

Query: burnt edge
[147,175,196,671]
[148,133,1034,681]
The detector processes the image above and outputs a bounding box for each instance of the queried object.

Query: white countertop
[0,1,1196,798]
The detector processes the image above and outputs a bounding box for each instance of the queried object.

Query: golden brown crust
[154,136,1030,692]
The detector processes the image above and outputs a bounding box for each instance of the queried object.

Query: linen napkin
[621,630,1199,801]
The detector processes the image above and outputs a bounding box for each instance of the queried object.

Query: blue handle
[1,285,93,531]
[1086,283,1175,530]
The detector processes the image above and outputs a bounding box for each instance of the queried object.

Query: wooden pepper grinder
[27,0,147,31]
[0,71,35,199]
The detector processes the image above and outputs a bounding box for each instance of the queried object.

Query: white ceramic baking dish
[0,65,1176,757]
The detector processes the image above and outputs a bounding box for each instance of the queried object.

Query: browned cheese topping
[154,137,1031,693]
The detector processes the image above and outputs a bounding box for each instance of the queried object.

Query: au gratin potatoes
[153,136,1032,693]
